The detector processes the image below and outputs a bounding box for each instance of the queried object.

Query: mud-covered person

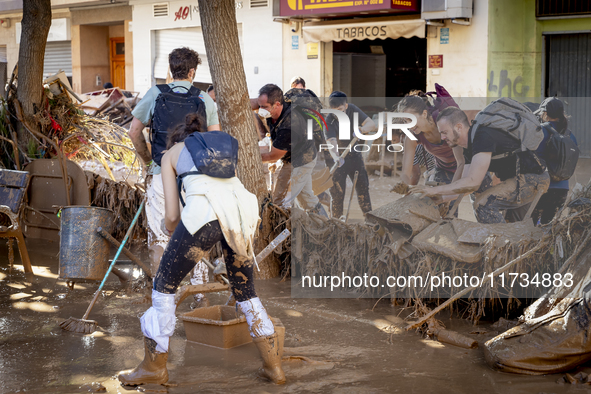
[127,47,220,276]
[531,97,578,225]
[118,113,286,386]
[324,91,375,218]
[412,107,549,223]
[257,83,327,215]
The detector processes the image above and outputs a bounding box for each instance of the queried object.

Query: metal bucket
[59,206,114,281]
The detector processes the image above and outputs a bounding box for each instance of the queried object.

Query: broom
[60,200,145,334]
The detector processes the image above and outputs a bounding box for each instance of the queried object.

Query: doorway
[333,36,426,109]
[110,37,125,89]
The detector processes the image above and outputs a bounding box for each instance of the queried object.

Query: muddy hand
[409,185,443,204]
[408,185,430,195]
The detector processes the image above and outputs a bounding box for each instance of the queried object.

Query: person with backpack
[412,105,550,223]
[128,47,219,278]
[285,78,335,169]
[258,84,327,215]
[531,97,579,225]
[118,114,286,386]
[325,91,375,218]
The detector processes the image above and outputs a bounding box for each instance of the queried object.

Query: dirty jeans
[472,172,550,224]
[272,162,292,206]
[146,173,208,283]
[287,158,319,210]
[330,154,372,218]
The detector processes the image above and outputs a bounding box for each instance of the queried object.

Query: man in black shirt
[325,91,376,218]
[411,107,549,223]
[258,84,324,214]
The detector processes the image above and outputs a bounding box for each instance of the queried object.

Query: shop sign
[307,43,318,59]
[292,35,299,50]
[280,0,418,17]
[440,28,449,44]
[174,5,199,21]
[429,55,443,68]
[303,18,425,43]
[173,2,243,20]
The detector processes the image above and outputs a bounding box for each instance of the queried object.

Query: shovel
[312,137,359,195]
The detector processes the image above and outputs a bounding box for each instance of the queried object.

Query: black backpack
[150,84,206,166]
[542,123,579,182]
[176,131,239,206]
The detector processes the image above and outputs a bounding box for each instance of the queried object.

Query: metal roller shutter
[546,33,591,157]
[0,46,7,63]
[43,41,72,78]
[153,25,243,84]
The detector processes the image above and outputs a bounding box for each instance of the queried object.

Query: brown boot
[118,337,169,386]
[253,332,286,385]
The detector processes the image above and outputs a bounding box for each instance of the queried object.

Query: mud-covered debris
[390,181,410,195]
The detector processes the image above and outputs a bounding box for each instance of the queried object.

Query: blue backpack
[177,131,239,206]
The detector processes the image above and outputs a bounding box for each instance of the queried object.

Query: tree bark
[198,0,280,279]
[16,0,52,135]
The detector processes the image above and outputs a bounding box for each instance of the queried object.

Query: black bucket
[59,206,114,281]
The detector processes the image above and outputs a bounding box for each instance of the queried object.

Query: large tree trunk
[16,0,52,135]
[198,0,280,279]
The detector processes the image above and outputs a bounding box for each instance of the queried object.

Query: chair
[0,169,33,273]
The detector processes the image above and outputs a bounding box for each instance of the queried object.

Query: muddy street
[0,234,586,394]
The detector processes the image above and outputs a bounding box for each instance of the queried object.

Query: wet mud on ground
[2,238,591,393]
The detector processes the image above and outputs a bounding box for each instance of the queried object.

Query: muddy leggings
[153,220,256,302]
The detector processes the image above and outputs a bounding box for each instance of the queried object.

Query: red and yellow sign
[280,0,418,17]
[428,55,443,68]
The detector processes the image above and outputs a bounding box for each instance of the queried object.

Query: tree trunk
[16,0,52,136]
[198,0,280,279]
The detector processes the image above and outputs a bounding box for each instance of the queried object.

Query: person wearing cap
[531,97,578,225]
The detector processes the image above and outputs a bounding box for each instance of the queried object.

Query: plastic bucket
[59,206,114,281]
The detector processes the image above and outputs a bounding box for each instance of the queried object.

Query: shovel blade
[313,177,334,195]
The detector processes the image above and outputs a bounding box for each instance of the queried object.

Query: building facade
[129,0,282,97]
[0,0,132,94]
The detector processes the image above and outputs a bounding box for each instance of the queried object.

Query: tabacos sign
[306,110,418,153]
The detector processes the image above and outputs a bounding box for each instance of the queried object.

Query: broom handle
[81,200,145,320]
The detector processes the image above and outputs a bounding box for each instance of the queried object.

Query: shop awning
[302,17,425,43]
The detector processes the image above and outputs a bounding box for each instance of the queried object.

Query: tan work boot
[253,332,286,385]
[118,337,169,386]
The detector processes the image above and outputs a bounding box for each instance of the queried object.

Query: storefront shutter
[43,41,72,78]
[546,33,591,157]
[153,25,243,84]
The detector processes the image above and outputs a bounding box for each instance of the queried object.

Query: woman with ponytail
[118,113,286,386]
[396,92,465,189]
